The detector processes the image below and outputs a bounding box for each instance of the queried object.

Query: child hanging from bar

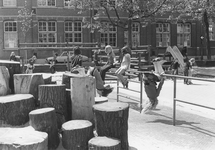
[141,57,166,114]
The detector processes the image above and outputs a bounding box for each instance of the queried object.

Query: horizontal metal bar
[19,43,98,46]
[163,74,215,82]
[117,94,140,102]
[175,98,215,110]
[18,47,100,50]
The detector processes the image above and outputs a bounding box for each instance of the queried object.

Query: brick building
[0,0,215,60]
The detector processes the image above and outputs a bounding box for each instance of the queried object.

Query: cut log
[38,84,67,128]
[95,97,108,104]
[0,66,10,96]
[70,76,95,122]
[0,94,36,126]
[62,72,87,89]
[29,107,60,149]
[62,120,93,150]
[88,136,121,150]
[93,102,129,150]
[14,74,44,103]
[0,126,48,150]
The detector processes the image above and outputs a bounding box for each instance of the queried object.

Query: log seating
[38,84,67,128]
[0,66,10,96]
[14,74,45,103]
[0,94,36,126]
[29,107,60,149]
[88,136,121,150]
[0,126,48,150]
[93,102,129,150]
[61,120,93,150]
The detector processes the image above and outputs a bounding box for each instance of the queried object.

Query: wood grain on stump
[14,74,44,103]
[0,66,10,96]
[88,136,121,150]
[0,94,36,126]
[95,97,108,104]
[0,126,48,150]
[29,107,60,149]
[38,84,67,128]
[70,76,95,122]
[93,102,129,150]
[62,120,93,150]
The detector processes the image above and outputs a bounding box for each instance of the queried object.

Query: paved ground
[50,73,215,150]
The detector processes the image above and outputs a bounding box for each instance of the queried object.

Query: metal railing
[163,74,215,126]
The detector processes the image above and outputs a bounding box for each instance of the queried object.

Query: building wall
[0,0,215,60]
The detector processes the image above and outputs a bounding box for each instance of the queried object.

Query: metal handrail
[163,74,215,126]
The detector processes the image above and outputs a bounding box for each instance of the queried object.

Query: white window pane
[38,0,46,6]
[3,0,16,7]
[48,0,55,6]
[4,33,17,48]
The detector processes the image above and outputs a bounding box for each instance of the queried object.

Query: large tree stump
[14,74,44,103]
[93,102,129,150]
[0,66,10,96]
[0,94,36,126]
[0,126,48,150]
[62,120,93,150]
[88,136,121,150]
[29,107,60,149]
[38,84,67,128]
[70,76,95,122]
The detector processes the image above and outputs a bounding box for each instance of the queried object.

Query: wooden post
[14,74,44,104]
[0,94,36,126]
[29,107,60,149]
[93,102,129,150]
[70,76,95,121]
[38,84,67,129]
[0,66,10,96]
[62,120,93,150]
[0,126,48,150]
[88,136,121,150]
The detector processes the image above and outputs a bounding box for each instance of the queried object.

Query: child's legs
[115,67,126,85]
[91,67,105,90]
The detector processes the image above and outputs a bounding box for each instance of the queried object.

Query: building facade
[0,0,215,60]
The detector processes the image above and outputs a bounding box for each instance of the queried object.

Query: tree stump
[95,97,108,104]
[88,136,121,150]
[14,74,44,103]
[0,126,48,150]
[62,120,93,150]
[70,76,95,122]
[38,84,67,128]
[93,102,129,150]
[29,107,60,149]
[0,66,10,96]
[0,94,36,126]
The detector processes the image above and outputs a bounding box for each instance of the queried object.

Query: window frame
[209,18,215,41]
[38,21,57,43]
[100,22,117,47]
[177,23,191,47]
[37,0,56,7]
[3,0,17,7]
[124,22,140,47]
[156,23,170,47]
[64,21,83,43]
[4,21,18,49]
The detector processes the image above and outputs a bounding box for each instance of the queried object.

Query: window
[38,21,57,43]
[38,0,55,7]
[156,23,170,47]
[65,21,82,43]
[4,21,18,48]
[124,23,140,47]
[177,23,191,47]
[3,0,16,7]
[209,19,215,41]
[100,22,117,47]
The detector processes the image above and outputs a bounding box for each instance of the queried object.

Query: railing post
[173,77,177,126]
[117,79,119,102]
[140,73,143,113]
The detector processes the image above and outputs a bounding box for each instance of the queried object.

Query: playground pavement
[50,73,215,150]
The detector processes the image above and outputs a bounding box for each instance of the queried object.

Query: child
[26,54,37,74]
[100,45,116,81]
[142,72,165,113]
[171,58,180,75]
[115,46,131,88]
